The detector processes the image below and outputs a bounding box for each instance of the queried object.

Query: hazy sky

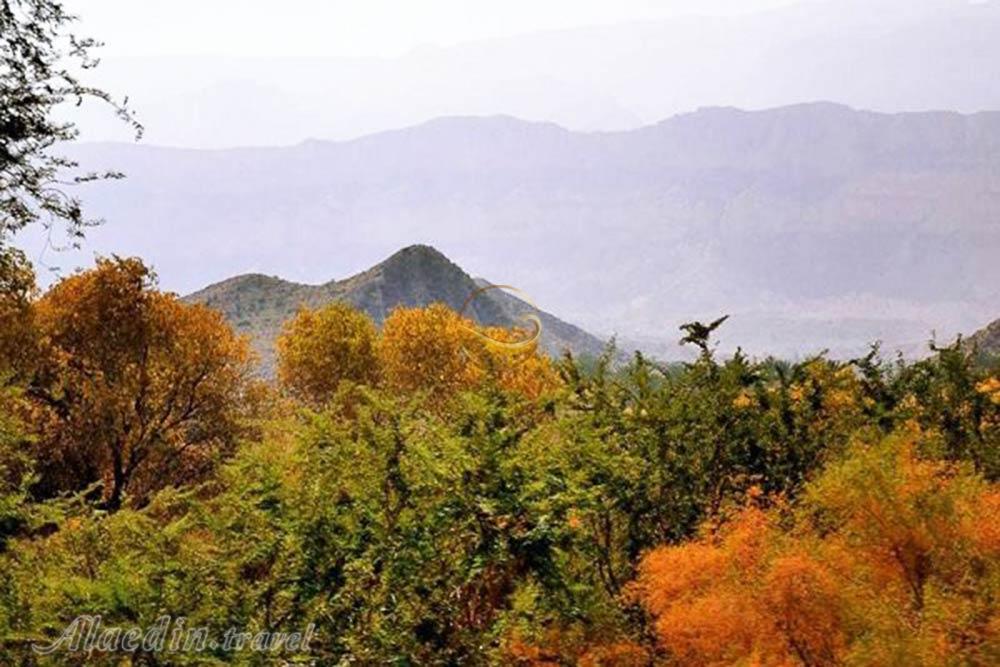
[66,0,803,58]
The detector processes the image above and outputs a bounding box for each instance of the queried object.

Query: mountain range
[184,245,606,374]
[74,0,1000,147]
[24,102,1000,359]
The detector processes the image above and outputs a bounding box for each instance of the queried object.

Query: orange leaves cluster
[631,507,801,666]
[473,323,561,400]
[377,303,484,399]
[977,376,1000,405]
[631,436,1000,666]
[26,257,258,508]
[378,305,561,404]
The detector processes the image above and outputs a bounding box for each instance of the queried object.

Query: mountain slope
[967,319,1000,360]
[185,245,605,373]
[30,102,1000,359]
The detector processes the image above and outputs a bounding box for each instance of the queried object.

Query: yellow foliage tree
[276,301,379,405]
[27,257,258,510]
[377,303,483,401]
[476,324,561,400]
[378,304,561,404]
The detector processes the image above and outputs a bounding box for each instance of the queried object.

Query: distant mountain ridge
[37,101,1000,359]
[184,245,605,373]
[75,0,1000,147]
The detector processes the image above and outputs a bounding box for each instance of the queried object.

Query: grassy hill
[185,244,605,374]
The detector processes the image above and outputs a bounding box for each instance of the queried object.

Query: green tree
[1,0,140,257]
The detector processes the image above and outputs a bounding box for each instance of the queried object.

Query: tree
[1,0,140,257]
[377,304,484,402]
[0,247,36,375]
[475,324,561,400]
[275,302,379,405]
[378,304,561,407]
[631,434,1000,666]
[26,256,257,509]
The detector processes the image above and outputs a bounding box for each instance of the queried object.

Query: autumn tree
[377,303,484,401]
[26,256,257,509]
[276,301,379,405]
[631,433,1000,666]
[378,303,561,408]
[0,248,36,376]
[475,323,561,400]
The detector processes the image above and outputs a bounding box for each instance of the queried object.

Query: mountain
[25,102,1000,359]
[75,0,1000,147]
[967,319,1000,360]
[184,245,606,373]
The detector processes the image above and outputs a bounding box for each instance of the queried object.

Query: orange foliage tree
[631,433,1000,666]
[26,257,258,509]
[476,323,561,400]
[276,301,379,405]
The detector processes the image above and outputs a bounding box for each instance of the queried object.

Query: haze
[67,0,802,59]
[16,0,1000,361]
[67,0,1000,146]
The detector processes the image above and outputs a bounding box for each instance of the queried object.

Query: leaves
[1,0,141,252]
[25,257,259,509]
[276,302,379,406]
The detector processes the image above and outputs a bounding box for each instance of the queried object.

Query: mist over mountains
[73,0,1000,147]
[24,102,1000,359]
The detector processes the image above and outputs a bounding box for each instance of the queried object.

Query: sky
[65,0,803,58]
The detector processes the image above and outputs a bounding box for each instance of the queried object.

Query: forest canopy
[0,256,997,664]
[1,2,998,663]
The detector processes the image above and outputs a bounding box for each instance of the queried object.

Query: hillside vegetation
[1,256,998,664]
[185,244,605,374]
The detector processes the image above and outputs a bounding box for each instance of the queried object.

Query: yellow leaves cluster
[378,303,484,398]
[279,302,561,407]
[976,376,1000,405]
[276,302,379,405]
[732,390,754,409]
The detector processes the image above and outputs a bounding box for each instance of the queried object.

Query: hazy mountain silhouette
[75,0,1000,147]
[33,102,1000,359]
